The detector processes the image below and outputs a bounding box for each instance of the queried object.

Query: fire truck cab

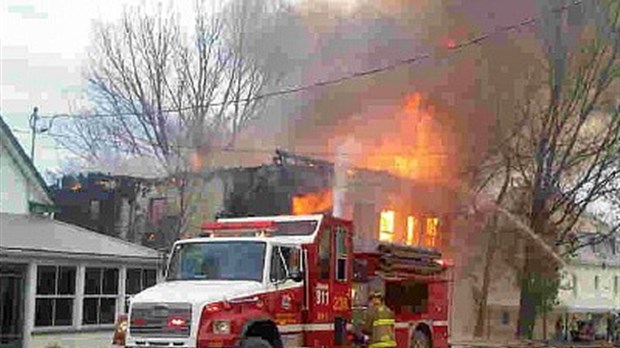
[120,214,451,348]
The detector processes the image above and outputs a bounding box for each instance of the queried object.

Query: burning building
[214,148,459,255]
[200,148,521,343]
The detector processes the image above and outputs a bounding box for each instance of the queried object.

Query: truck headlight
[213,320,231,334]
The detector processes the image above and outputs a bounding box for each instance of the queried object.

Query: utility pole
[29,106,39,161]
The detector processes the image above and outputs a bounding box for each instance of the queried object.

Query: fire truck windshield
[166,241,266,282]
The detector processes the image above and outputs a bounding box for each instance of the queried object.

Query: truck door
[312,225,332,324]
[268,245,304,346]
[309,219,352,347]
[331,222,353,346]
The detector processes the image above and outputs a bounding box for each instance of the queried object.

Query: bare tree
[53,0,288,243]
[468,0,620,340]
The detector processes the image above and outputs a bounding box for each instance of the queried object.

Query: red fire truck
[114,214,452,347]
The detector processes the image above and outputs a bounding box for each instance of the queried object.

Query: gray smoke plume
[235,0,541,182]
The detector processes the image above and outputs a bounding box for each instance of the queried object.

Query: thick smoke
[235,0,541,183]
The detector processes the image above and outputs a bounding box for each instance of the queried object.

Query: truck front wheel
[410,329,431,348]
[240,337,273,348]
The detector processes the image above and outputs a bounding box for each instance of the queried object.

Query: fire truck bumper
[197,334,239,348]
[125,337,197,348]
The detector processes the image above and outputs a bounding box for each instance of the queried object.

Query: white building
[556,231,620,338]
[0,116,164,348]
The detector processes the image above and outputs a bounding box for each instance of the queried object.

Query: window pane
[102,268,119,295]
[335,228,347,281]
[58,267,76,295]
[336,227,347,255]
[287,249,301,274]
[126,268,142,295]
[270,248,285,282]
[379,210,395,242]
[35,298,53,326]
[83,298,99,324]
[99,298,116,324]
[54,298,73,326]
[253,220,317,236]
[336,259,347,281]
[85,268,101,295]
[318,229,331,280]
[37,266,56,295]
[144,269,156,288]
[424,218,439,247]
[167,241,266,282]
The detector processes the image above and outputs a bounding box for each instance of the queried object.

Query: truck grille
[129,303,192,338]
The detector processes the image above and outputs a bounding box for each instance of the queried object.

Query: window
[406,216,419,246]
[318,229,331,280]
[501,311,510,325]
[272,221,319,236]
[335,226,348,281]
[83,267,118,325]
[166,241,265,282]
[270,246,293,283]
[379,210,395,242]
[35,266,76,327]
[573,274,578,296]
[594,275,600,291]
[125,268,157,311]
[425,218,439,247]
[89,200,100,220]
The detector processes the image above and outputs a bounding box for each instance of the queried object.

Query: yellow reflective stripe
[373,319,395,326]
[369,340,397,348]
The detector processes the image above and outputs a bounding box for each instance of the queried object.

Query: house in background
[0,116,163,348]
[555,229,620,339]
[50,173,154,244]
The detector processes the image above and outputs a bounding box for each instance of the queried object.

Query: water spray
[455,181,570,269]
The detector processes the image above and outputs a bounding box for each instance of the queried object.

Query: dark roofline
[0,115,53,200]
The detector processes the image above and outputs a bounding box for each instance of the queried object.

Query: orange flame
[292,190,333,215]
[333,92,451,183]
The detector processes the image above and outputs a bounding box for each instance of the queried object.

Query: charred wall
[219,162,333,217]
[217,151,459,255]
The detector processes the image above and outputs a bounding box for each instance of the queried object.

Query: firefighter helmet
[370,289,384,299]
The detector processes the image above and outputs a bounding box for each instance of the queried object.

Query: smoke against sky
[234,0,541,183]
[2,0,549,182]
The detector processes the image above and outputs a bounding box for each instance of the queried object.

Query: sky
[2,0,616,224]
[0,0,407,179]
[0,0,197,179]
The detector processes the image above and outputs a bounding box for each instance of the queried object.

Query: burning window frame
[379,210,395,242]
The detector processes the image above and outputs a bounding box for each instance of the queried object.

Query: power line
[10,126,453,158]
[39,0,583,121]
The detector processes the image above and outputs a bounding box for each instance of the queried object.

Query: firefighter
[362,290,397,348]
